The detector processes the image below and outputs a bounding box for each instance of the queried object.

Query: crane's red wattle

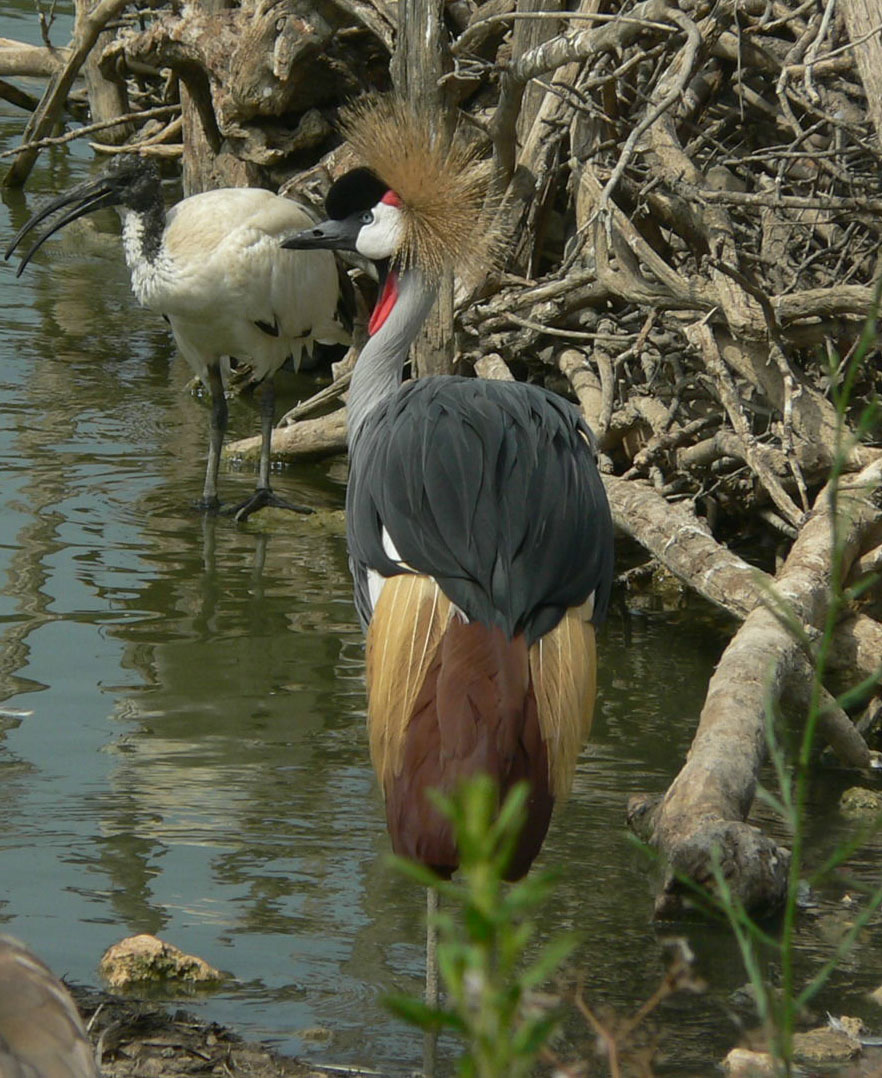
[369,271,399,335]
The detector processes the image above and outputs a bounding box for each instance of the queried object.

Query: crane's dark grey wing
[346,376,613,643]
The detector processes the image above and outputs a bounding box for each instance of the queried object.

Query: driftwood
[0,38,69,78]
[230,408,347,463]
[643,460,882,916]
[2,0,131,187]
[5,0,882,915]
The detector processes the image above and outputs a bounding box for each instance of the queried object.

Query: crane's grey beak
[5,175,122,277]
[281,216,360,252]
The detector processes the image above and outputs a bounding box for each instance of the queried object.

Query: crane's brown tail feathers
[365,575,598,879]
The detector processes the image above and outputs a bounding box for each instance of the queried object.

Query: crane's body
[6,158,347,520]
[349,367,610,878]
[285,97,614,880]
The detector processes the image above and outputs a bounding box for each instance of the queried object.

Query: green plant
[705,285,882,1076]
[386,777,577,1078]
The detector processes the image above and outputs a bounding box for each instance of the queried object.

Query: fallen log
[605,473,882,688]
[224,408,347,464]
[643,459,882,916]
[0,37,69,78]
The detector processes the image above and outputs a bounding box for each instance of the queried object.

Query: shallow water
[1,11,881,1074]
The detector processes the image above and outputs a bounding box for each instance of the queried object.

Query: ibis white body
[122,187,346,385]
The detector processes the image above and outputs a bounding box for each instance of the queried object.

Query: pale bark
[392,0,453,377]
[841,0,882,146]
[646,460,882,915]
[226,410,347,464]
[3,0,130,187]
[80,0,132,146]
[0,37,68,77]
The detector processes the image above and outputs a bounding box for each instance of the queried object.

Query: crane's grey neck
[348,268,437,445]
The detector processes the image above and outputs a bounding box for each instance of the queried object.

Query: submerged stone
[792,1026,861,1064]
[240,507,346,535]
[99,934,226,989]
[721,1047,776,1076]
[839,786,882,819]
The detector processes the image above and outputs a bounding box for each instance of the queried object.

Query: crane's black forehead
[326,167,389,220]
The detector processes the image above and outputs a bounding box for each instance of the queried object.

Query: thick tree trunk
[81,0,132,146]
[841,0,882,146]
[392,0,454,377]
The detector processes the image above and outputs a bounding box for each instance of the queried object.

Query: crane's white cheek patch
[356,203,404,261]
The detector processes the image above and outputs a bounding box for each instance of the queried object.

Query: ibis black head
[281,167,402,259]
[5,154,162,277]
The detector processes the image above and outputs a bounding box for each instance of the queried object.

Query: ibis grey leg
[196,364,226,512]
[229,378,313,523]
[423,886,438,1078]
[256,376,274,491]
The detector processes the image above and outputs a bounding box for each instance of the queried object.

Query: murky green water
[1,8,881,1074]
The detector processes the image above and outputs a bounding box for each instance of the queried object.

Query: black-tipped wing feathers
[346,377,613,643]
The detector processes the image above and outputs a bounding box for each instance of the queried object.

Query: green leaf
[436,944,468,997]
[464,904,494,943]
[384,994,460,1032]
[494,782,529,835]
[836,667,882,711]
[520,932,579,990]
[386,854,446,890]
[511,1009,562,1056]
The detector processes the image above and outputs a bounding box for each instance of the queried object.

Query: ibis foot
[226,487,314,523]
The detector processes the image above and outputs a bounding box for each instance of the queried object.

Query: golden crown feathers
[338,95,499,283]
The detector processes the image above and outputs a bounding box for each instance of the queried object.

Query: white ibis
[284,97,614,880]
[0,934,100,1078]
[5,156,348,521]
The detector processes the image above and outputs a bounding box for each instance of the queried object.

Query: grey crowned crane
[5,156,348,522]
[0,934,100,1078]
[284,97,614,881]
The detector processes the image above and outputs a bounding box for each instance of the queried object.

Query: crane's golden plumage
[529,604,598,800]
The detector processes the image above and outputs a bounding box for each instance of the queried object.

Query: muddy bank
[70,983,378,1078]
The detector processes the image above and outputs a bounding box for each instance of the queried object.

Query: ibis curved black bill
[281,216,360,252]
[4,177,123,278]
